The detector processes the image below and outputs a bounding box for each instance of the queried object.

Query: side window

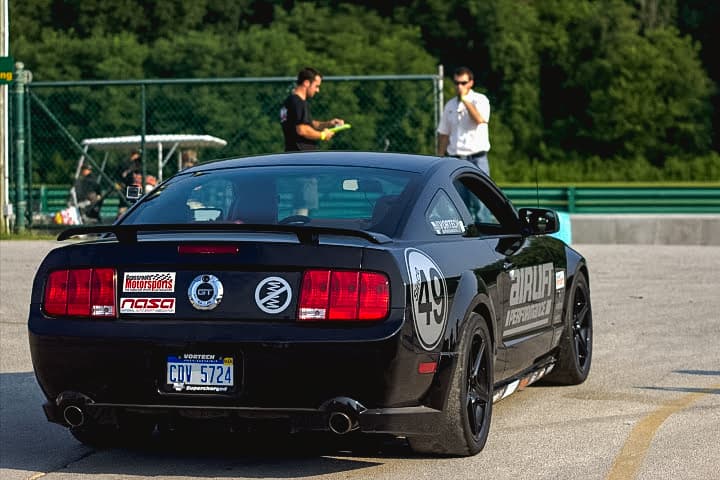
[452,178,500,227]
[426,189,466,235]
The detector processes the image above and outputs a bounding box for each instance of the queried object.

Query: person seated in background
[292,177,318,216]
[116,169,145,219]
[182,149,198,170]
[72,163,103,223]
[145,174,157,193]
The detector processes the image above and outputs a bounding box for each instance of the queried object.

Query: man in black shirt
[119,150,142,186]
[281,67,344,151]
[73,163,103,223]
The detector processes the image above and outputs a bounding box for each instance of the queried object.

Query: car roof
[191,151,445,175]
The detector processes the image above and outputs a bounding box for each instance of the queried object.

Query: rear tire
[545,271,592,385]
[408,313,493,456]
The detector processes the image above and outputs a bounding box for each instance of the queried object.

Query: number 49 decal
[405,248,448,351]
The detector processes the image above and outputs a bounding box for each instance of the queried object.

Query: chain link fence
[7,74,442,227]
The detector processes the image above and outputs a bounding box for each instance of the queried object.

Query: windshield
[120,165,418,236]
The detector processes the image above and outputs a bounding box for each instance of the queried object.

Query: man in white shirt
[437,66,491,175]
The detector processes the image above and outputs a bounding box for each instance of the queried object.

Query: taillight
[329,271,360,319]
[358,272,390,320]
[43,268,116,318]
[299,269,389,321]
[90,268,117,317]
[298,270,331,320]
[44,270,69,316]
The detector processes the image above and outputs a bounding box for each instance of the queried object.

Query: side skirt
[492,360,556,403]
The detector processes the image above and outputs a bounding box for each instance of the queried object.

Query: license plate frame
[165,354,235,393]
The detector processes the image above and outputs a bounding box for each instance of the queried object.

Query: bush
[492,153,720,183]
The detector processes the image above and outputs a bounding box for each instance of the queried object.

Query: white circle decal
[405,248,448,350]
[255,276,292,314]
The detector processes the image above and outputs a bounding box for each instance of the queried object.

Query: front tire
[545,271,592,385]
[408,313,494,456]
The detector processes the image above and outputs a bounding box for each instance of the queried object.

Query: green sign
[0,56,14,84]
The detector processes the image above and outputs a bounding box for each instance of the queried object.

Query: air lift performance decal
[405,248,448,351]
[504,262,555,336]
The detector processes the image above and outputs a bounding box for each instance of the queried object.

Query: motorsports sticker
[123,272,176,292]
[504,263,555,336]
[405,248,448,351]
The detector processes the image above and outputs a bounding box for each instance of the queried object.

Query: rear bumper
[29,312,444,433]
[43,394,443,435]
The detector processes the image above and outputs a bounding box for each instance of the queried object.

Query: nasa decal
[255,276,292,314]
[188,274,224,311]
[405,248,448,351]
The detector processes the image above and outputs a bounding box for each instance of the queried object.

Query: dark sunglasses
[454,80,470,86]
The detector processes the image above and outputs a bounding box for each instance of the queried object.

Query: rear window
[120,165,417,236]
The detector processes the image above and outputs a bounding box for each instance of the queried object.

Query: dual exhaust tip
[328,411,356,435]
[63,404,85,427]
[323,396,365,435]
[57,391,92,428]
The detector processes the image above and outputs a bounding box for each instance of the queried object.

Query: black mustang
[28,151,592,456]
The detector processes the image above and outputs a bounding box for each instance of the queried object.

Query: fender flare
[423,270,498,411]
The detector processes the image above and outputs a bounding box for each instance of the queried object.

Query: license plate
[166,354,234,393]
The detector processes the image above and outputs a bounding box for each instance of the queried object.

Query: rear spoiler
[57,223,392,245]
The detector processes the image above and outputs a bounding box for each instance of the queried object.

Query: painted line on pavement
[606,384,720,480]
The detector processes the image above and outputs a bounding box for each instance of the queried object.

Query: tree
[533,0,712,164]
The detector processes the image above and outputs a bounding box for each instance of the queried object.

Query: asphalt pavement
[1,240,719,480]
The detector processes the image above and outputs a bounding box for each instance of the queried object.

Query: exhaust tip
[63,405,85,427]
[328,411,353,435]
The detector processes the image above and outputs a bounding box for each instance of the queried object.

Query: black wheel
[278,215,310,225]
[545,271,592,385]
[408,313,493,456]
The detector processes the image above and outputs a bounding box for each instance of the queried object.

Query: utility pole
[1,0,10,233]
[13,61,28,233]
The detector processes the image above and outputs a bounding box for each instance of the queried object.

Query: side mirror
[518,207,559,235]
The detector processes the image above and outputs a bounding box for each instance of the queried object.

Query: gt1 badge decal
[188,275,224,311]
[255,276,292,314]
[405,248,448,351]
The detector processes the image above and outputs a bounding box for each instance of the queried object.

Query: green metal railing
[503,185,720,213]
